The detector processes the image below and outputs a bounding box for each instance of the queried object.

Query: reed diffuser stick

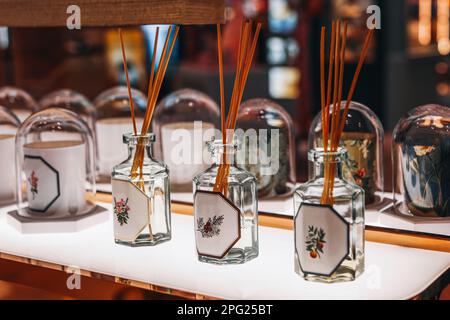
[324,21,336,153]
[128,26,179,180]
[319,21,373,205]
[118,28,137,135]
[213,20,261,195]
[217,23,226,144]
[147,27,160,100]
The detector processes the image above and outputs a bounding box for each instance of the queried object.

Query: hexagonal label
[194,191,241,259]
[112,179,150,242]
[294,203,349,277]
[23,155,60,213]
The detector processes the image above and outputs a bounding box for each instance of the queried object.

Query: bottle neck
[209,141,238,166]
[127,143,154,161]
[123,133,155,161]
[309,149,346,180]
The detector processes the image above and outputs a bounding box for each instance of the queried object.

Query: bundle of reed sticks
[319,21,374,205]
[118,26,180,187]
[213,20,262,195]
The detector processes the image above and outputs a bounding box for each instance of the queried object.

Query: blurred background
[0,0,448,180]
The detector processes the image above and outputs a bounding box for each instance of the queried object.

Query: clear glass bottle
[294,148,365,283]
[111,133,171,246]
[193,139,258,264]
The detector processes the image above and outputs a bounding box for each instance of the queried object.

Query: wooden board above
[0,0,225,27]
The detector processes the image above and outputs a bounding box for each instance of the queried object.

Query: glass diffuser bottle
[236,98,296,198]
[294,148,365,282]
[111,133,171,246]
[309,101,384,205]
[193,139,258,264]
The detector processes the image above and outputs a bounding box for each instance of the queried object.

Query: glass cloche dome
[392,104,450,218]
[0,86,38,122]
[152,88,220,192]
[94,86,147,181]
[15,108,96,218]
[0,106,20,205]
[39,89,96,139]
[236,98,296,198]
[308,101,384,205]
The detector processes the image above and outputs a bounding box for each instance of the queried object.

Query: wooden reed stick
[320,26,326,146]
[319,23,374,205]
[118,28,137,135]
[217,23,226,144]
[140,26,173,135]
[131,26,179,178]
[213,20,261,194]
[232,22,262,130]
[324,21,336,152]
[336,28,374,140]
[147,27,160,101]
[332,21,348,150]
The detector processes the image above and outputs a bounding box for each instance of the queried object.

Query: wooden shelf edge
[0,0,225,27]
[0,251,219,300]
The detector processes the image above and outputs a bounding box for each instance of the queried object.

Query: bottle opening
[308,147,347,163]
[123,133,155,145]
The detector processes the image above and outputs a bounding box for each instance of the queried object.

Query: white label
[112,179,151,242]
[23,141,86,215]
[294,203,349,276]
[194,191,241,259]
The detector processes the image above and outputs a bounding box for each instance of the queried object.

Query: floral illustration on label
[306,225,326,259]
[197,215,224,238]
[28,170,38,199]
[114,197,130,226]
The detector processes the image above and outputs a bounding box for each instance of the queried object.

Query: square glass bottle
[294,148,365,283]
[112,133,171,246]
[193,139,258,265]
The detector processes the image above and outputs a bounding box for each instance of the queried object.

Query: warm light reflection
[437,0,450,55]
[418,0,432,46]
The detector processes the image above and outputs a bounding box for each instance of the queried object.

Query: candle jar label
[194,191,241,259]
[294,203,349,277]
[112,179,151,242]
[23,141,86,215]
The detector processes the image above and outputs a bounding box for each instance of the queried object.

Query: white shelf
[0,203,448,299]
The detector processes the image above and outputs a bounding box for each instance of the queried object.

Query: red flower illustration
[114,197,130,226]
[197,215,224,238]
[28,170,38,199]
[357,168,366,178]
